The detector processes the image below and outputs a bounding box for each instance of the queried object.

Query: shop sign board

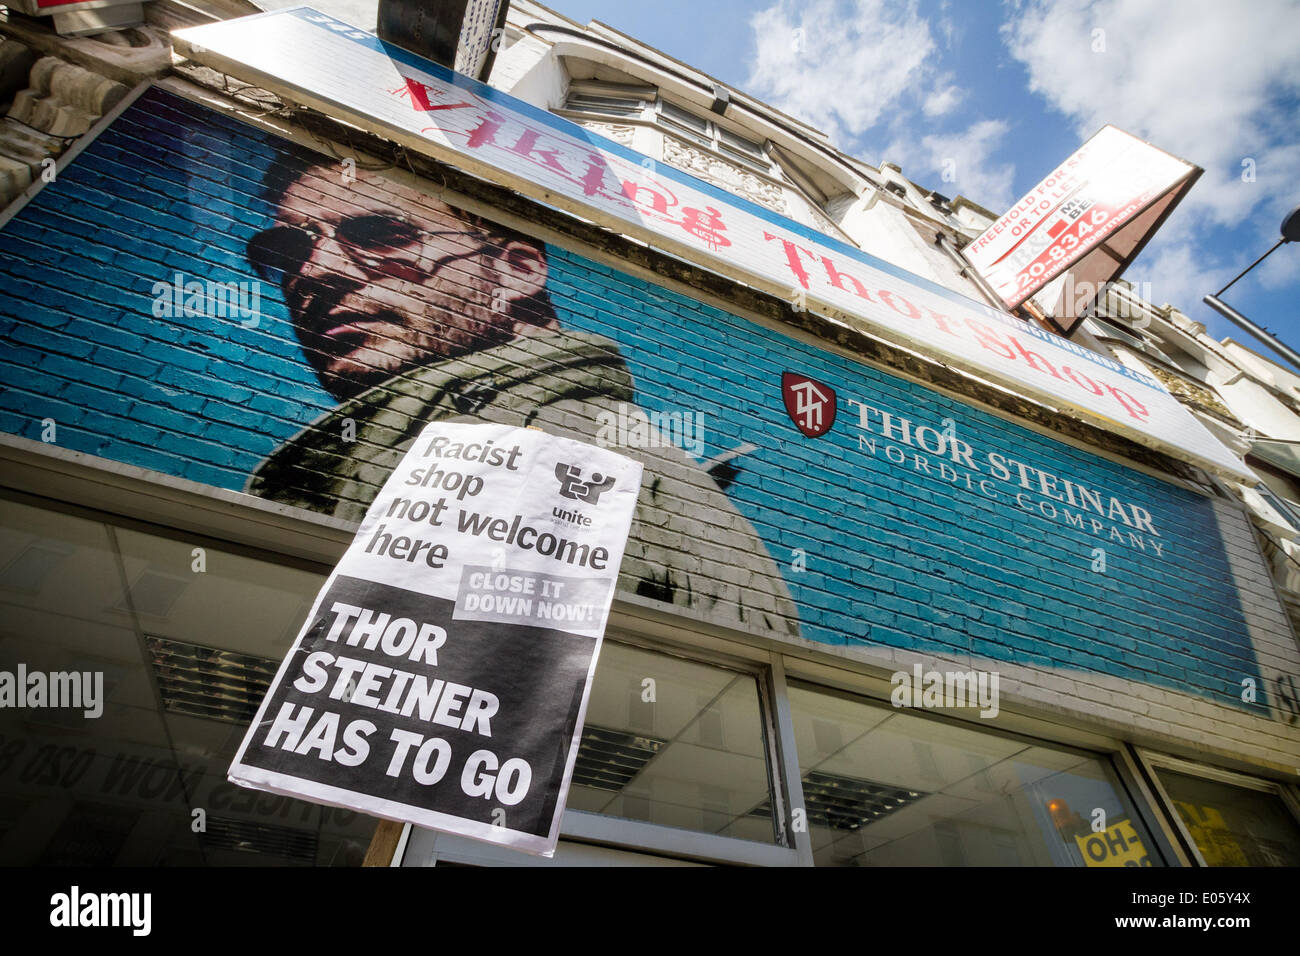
[963,125,1200,334]
[171,8,1250,483]
[228,422,642,856]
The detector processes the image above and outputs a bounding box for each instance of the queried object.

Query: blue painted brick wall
[0,87,1270,718]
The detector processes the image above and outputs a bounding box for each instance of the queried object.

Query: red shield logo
[782,372,837,438]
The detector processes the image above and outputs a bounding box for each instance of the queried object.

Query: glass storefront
[786,683,1161,866]
[0,496,780,863]
[0,496,374,865]
[3,492,1298,866]
[565,641,778,843]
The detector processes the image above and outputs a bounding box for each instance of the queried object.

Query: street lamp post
[1203,203,1300,367]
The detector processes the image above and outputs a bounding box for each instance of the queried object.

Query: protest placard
[228,422,643,856]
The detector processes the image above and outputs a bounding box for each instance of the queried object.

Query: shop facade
[0,2,1298,867]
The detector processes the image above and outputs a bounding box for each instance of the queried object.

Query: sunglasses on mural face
[246,214,485,285]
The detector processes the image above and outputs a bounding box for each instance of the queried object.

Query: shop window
[0,496,376,866]
[786,683,1161,866]
[565,640,779,844]
[1155,768,1300,866]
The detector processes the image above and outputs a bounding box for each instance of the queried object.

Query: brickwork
[2,87,1299,766]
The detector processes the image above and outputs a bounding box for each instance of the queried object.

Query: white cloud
[937,14,959,50]
[1125,242,1224,313]
[1003,0,1300,286]
[887,119,1017,209]
[1255,240,1297,291]
[922,83,965,117]
[746,2,1013,207]
[746,0,938,146]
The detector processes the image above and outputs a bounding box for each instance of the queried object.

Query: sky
[540,0,1300,363]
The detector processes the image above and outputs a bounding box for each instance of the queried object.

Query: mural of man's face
[249,165,551,400]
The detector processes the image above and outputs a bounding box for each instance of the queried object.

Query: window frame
[558,82,862,242]
[1132,748,1300,867]
[653,96,773,175]
[548,629,798,864]
[781,676,1176,867]
[559,81,776,177]
[396,625,800,865]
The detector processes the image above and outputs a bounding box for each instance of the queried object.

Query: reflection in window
[787,683,1160,866]
[566,641,778,844]
[0,497,375,865]
[1157,769,1300,866]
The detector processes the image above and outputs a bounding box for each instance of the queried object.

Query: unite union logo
[781,372,837,438]
[554,463,616,504]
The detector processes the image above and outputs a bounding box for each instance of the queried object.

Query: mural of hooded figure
[245,155,800,641]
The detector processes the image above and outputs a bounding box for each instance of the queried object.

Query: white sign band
[172,7,1251,482]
